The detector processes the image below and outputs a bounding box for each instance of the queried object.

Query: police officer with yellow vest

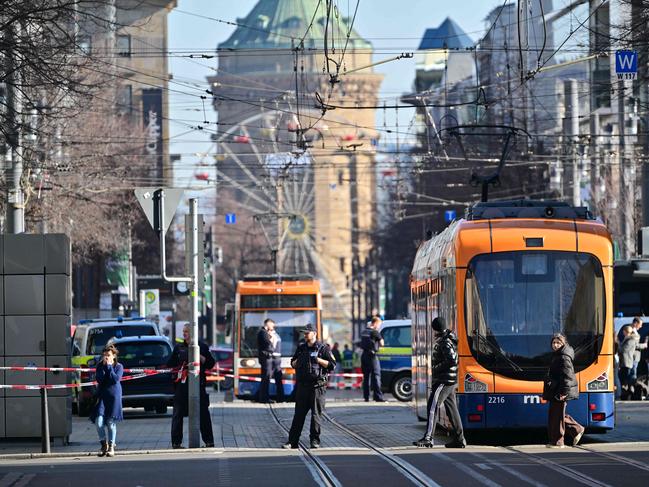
[282,323,335,449]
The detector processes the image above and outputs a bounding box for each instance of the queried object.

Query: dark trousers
[361,352,384,401]
[171,386,213,446]
[424,382,464,441]
[259,357,285,402]
[547,400,584,446]
[287,384,326,446]
[619,366,634,400]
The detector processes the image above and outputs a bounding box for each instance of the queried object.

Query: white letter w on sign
[618,52,635,70]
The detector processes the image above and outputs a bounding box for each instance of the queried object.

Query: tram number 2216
[488,396,506,404]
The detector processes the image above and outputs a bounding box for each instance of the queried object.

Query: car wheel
[155,404,168,414]
[391,373,413,402]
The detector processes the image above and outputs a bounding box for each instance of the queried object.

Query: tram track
[574,445,649,473]
[503,446,613,487]
[267,404,342,487]
[323,411,440,487]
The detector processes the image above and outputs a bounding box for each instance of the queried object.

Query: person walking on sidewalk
[618,325,648,400]
[90,344,123,457]
[543,333,584,448]
[282,323,335,449]
[413,317,466,448]
[166,323,216,449]
[359,316,385,402]
[257,319,284,403]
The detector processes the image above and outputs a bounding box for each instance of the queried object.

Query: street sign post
[134,187,184,235]
[134,188,200,449]
[615,50,638,80]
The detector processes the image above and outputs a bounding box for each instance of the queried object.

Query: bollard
[41,388,50,454]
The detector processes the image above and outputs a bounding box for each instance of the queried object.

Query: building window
[339,257,345,272]
[77,35,91,55]
[116,34,131,57]
[116,85,132,114]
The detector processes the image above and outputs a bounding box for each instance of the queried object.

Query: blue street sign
[444,210,456,222]
[225,213,236,224]
[615,50,638,80]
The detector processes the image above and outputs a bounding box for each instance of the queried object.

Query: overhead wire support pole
[5,22,25,233]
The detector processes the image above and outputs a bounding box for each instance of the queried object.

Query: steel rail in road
[574,445,649,473]
[267,404,342,487]
[323,412,440,487]
[503,446,613,487]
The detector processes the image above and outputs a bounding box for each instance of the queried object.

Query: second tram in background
[233,275,322,399]
[411,200,614,431]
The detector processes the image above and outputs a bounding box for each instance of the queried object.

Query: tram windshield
[465,251,605,380]
[239,310,317,358]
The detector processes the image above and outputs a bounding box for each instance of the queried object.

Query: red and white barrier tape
[0,372,159,390]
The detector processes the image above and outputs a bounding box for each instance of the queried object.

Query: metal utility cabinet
[0,234,72,441]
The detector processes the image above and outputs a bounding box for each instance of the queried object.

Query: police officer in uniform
[166,323,216,449]
[282,323,335,449]
[360,316,385,402]
[257,319,284,402]
[413,317,466,448]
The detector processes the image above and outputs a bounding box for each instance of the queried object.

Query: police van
[378,319,412,401]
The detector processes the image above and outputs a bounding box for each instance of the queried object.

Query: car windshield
[87,325,157,355]
[116,342,171,367]
[382,326,411,347]
[240,310,317,358]
[465,251,605,380]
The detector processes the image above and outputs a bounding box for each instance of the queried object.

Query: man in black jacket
[359,316,385,402]
[282,323,335,449]
[257,319,284,403]
[166,324,216,449]
[413,317,466,448]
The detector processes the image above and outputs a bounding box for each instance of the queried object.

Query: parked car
[208,346,234,390]
[107,336,174,414]
[71,317,160,416]
[378,320,413,402]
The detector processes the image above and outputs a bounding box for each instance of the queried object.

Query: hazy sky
[167,0,506,186]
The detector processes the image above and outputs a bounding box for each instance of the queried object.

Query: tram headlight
[464,373,488,393]
[240,359,256,367]
[586,373,609,391]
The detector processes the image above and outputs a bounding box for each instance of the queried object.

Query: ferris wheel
[205,106,352,317]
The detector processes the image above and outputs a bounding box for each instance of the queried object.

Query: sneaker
[413,437,434,448]
[444,438,467,449]
[172,444,184,449]
[310,440,320,449]
[204,443,215,448]
[546,443,565,449]
[572,430,584,446]
[282,442,298,449]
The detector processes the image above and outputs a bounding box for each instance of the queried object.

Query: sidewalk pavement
[0,391,647,459]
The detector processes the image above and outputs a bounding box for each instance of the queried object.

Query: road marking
[504,447,612,487]
[476,463,493,470]
[437,454,502,487]
[0,473,22,487]
[12,475,35,487]
[471,452,548,487]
